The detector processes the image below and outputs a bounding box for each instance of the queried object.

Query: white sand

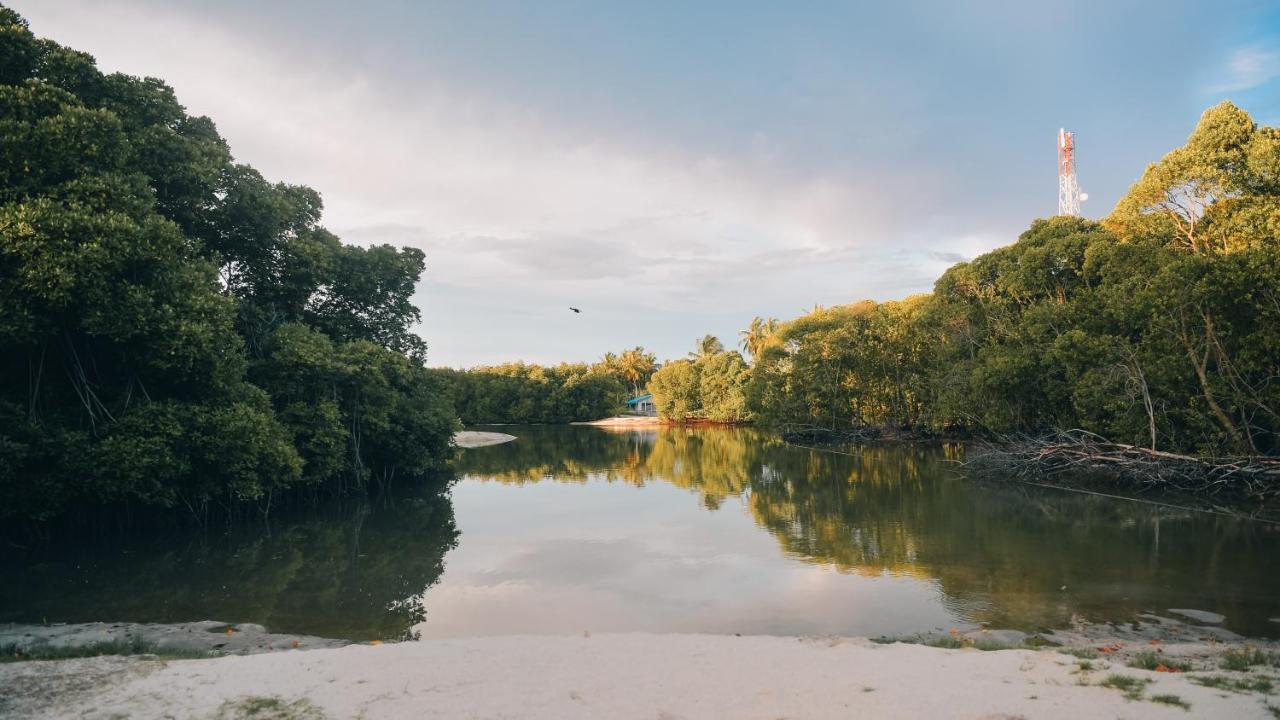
[574,415,666,427]
[452,430,517,448]
[11,633,1276,719]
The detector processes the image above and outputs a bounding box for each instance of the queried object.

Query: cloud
[927,251,969,264]
[1208,45,1280,93]
[8,1,1009,365]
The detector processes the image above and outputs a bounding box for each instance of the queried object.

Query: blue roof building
[624,393,656,416]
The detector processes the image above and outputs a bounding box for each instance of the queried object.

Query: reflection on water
[442,425,1280,639]
[4,425,1278,641]
[1,490,457,641]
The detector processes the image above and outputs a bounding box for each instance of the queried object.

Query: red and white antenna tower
[1057,128,1084,216]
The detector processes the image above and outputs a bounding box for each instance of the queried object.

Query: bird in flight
[569,307,581,314]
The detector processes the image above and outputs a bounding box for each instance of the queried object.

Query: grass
[1,639,212,663]
[1074,660,1094,672]
[1221,647,1279,672]
[1022,634,1060,648]
[1060,647,1099,660]
[1149,694,1190,710]
[214,696,327,720]
[921,636,968,649]
[1127,650,1193,672]
[921,635,1028,651]
[1265,702,1280,719]
[970,638,1023,652]
[1188,674,1275,694]
[1098,673,1152,701]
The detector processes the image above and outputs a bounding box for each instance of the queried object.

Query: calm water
[4,425,1279,641]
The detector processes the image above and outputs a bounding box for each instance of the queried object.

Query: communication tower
[1058,128,1085,216]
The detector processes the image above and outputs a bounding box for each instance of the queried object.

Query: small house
[625,393,657,416]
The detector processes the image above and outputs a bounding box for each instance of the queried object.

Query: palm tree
[689,334,725,361]
[738,317,779,361]
[618,346,656,396]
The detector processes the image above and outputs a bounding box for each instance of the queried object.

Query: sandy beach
[573,415,667,427]
[5,632,1278,719]
[452,430,518,448]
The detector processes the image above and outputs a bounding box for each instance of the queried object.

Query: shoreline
[4,631,1277,718]
[452,430,518,448]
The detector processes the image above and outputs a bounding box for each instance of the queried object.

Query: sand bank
[5,632,1277,719]
[573,415,666,427]
[452,430,517,448]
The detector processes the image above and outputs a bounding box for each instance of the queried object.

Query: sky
[12,1,1280,367]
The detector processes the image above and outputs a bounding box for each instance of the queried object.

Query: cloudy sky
[14,1,1280,367]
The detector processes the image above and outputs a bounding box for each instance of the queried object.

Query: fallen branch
[963,430,1280,500]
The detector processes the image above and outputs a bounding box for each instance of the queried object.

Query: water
[4,425,1278,641]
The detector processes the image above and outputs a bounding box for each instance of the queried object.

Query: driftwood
[964,430,1280,500]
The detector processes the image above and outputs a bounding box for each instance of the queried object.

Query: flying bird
[569,307,581,314]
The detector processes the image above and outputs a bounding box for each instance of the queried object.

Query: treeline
[734,102,1279,457]
[0,8,457,522]
[647,335,753,423]
[438,347,656,424]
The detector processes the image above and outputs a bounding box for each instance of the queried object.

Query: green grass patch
[1023,634,1060,648]
[919,634,1028,651]
[214,695,327,720]
[1060,647,1099,660]
[1099,673,1151,701]
[1,639,212,663]
[1127,650,1192,672]
[1221,647,1279,671]
[1188,674,1274,694]
[970,638,1022,652]
[1149,694,1190,710]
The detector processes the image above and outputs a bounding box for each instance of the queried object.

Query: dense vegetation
[0,8,457,521]
[647,335,753,423]
[673,103,1278,457]
[437,347,655,424]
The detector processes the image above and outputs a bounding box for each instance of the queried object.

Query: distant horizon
[13,0,1280,367]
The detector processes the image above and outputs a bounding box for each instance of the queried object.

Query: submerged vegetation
[0,8,457,523]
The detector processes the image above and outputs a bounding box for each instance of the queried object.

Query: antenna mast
[1058,128,1081,216]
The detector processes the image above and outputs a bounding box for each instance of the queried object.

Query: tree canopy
[0,7,457,521]
[745,102,1280,455]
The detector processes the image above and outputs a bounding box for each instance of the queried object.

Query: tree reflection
[458,426,1280,636]
[1,489,457,641]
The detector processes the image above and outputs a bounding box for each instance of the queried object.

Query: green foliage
[697,351,751,422]
[1220,647,1279,671]
[647,336,753,423]
[1188,674,1274,693]
[1127,651,1192,672]
[214,696,327,720]
[1098,673,1151,701]
[0,8,456,522]
[440,359,628,424]
[1149,694,1190,710]
[745,104,1280,456]
[649,359,702,420]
